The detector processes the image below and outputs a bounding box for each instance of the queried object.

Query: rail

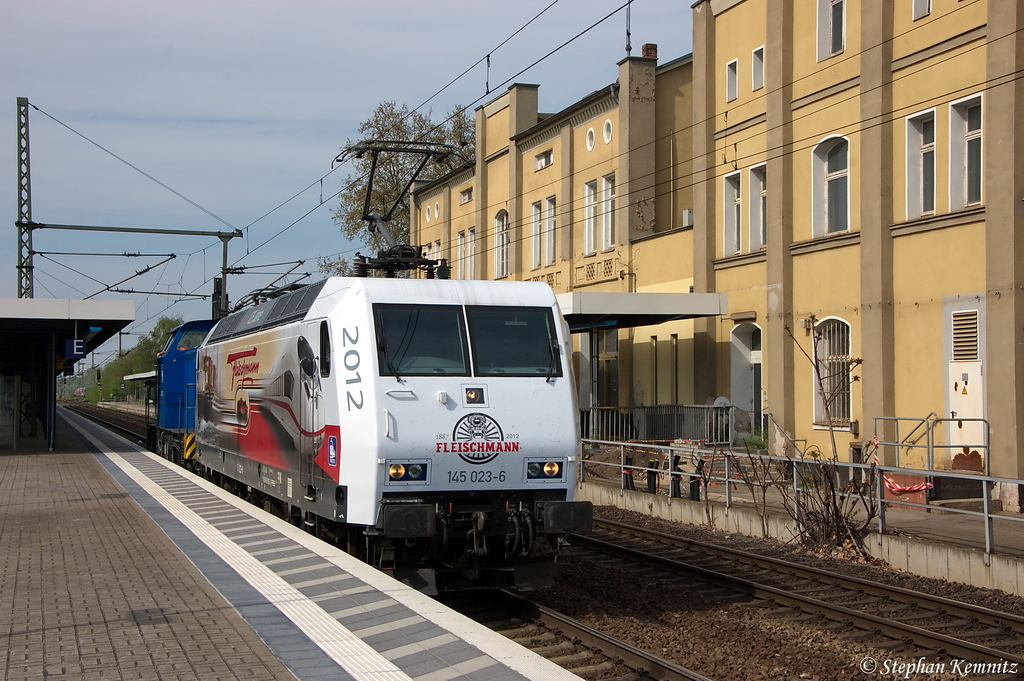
[580,437,1024,565]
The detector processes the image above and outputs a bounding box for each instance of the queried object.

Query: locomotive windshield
[373,304,561,378]
[374,304,469,376]
[466,306,562,377]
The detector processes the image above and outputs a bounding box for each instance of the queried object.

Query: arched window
[494,210,509,278]
[812,137,850,237]
[814,318,852,426]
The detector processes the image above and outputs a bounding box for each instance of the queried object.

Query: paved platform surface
[0,410,580,681]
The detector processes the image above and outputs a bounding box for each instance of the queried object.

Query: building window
[912,0,931,20]
[544,196,556,266]
[950,95,982,209]
[601,173,616,251]
[466,229,475,279]
[752,47,764,92]
[531,201,542,270]
[494,211,509,278]
[817,0,845,60]
[814,318,851,426]
[726,60,738,103]
[535,149,553,171]
[586,128,596,152]
[906,111,936,220]
[584,180,597,255]
[750,165,767,249]
[456,231,466,280]
[603,119,613,144]
[813,137,850,236]
[724,172,742,255]
[459,187,473,204]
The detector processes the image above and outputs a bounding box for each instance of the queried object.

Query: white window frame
[530,200,542,270]
[535,149,553,171]
[466,228,475,279]
[749,164,767,250]
[544,196,557,266]
[817,0,845,61]
[912,0,931,20]
[950,94,983,210]
[724,171,742,256]
[584,180,597,255]
[813,317,852,427]
[751,47,764,92]
[812,136,850,237]
[601,173,616,251]
[456,231,466,280]
[726,59,738,103]
[494,211,509,278]
[459,187,473,205]
[906,109,936,220]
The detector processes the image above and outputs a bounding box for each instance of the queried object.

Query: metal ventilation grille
[952,310,979,361]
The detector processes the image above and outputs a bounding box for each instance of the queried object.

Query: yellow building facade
[412,1,1024,510]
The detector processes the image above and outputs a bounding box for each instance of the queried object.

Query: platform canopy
[0,298,135,374]
[554,291,727,331]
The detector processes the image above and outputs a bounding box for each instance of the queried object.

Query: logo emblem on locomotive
[434,413,519,465]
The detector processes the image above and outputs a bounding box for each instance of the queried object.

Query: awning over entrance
[555,291,727,330]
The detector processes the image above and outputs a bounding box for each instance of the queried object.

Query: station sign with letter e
[65,339,87,360]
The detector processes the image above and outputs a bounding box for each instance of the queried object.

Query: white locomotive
[195,277,592,592]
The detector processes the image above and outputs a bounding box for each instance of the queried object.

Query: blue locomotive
[150,319,217,464]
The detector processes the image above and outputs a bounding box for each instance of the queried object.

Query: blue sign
[328,436,337,466]
[65,339,87,359]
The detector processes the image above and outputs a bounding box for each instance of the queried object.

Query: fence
[873,416,990,475]
[580,437,1024,564]
[580,404,760,445]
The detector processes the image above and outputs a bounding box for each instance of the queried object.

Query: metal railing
[580,437,1023,564]
[874,416,990,475]
[580,404,760,445]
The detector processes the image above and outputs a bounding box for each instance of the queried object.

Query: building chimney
[642,43,658,60]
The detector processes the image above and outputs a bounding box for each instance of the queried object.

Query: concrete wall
[578,481,1024,598]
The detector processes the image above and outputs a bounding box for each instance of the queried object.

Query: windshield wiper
[545,342,559,384]
[377,334,404,383]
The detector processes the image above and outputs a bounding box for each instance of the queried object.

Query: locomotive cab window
[175,328,209,353]
[465,306,562,377]
[319,320,331,377]
[373,304,469,376]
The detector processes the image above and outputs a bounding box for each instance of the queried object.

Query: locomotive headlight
[464,387,485,404]
[527,460,564,480]
[387,462,428,483]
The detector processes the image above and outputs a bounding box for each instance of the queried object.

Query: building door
[730,323,763,436]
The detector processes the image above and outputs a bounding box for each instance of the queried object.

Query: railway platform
[0,408,580,681]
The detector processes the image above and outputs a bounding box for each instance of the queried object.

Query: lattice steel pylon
[17,97,33,298]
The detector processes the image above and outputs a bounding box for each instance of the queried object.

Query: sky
[1,0,693,366]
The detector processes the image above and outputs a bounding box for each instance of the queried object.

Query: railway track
[439,589,711,681]
[574,518,1024,670]
[62,402,149,441]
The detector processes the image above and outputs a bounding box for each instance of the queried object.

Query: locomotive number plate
[447,469,507,485]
